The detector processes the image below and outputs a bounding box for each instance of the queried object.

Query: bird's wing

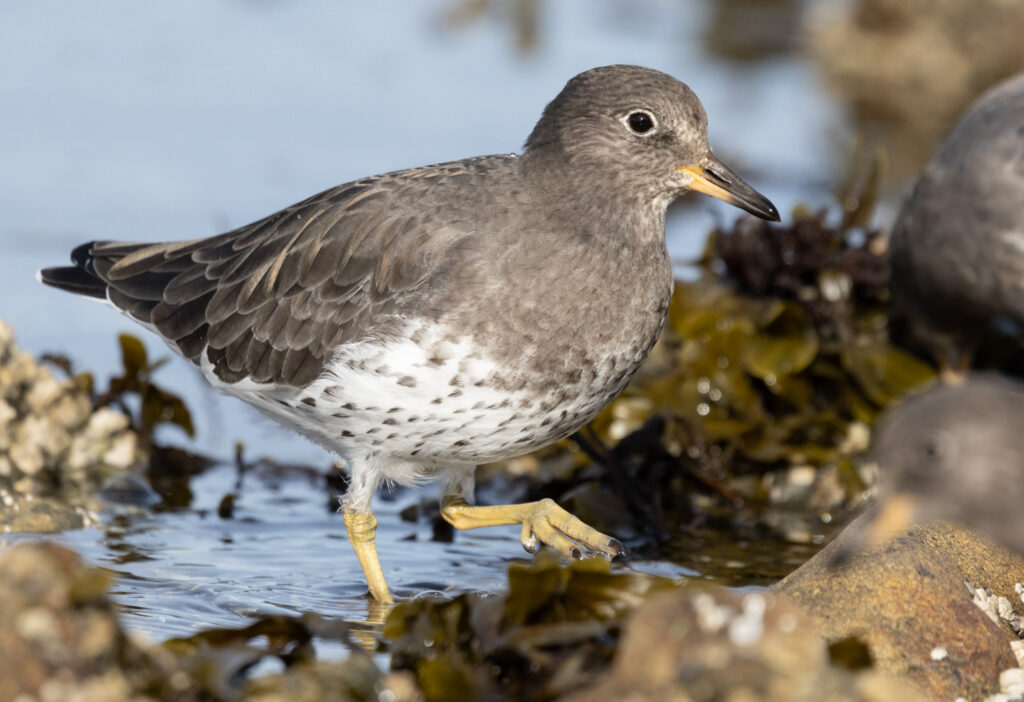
[54,161,497,387]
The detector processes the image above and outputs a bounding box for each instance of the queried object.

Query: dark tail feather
[39,241,108,299]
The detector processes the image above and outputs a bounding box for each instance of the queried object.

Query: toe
[531,517,585,559]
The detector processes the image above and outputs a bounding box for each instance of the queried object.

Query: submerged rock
[0,319,146,531]
[776,519,1024,700]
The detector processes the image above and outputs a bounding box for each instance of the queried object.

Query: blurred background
[3,0,1024,641]
[6,0,1024,460]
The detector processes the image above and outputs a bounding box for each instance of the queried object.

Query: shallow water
[2,0,848,647]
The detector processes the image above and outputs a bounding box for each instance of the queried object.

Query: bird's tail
[38,241,115,300]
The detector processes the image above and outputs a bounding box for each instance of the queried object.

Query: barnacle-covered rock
[0,319,146,531]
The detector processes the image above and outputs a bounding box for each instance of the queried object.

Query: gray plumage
[890,73,1024,369]
[870,374,1024,554]
[40,64,777,534]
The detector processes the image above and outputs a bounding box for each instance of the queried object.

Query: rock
[775,518,1024,700]
[241,658,423,702]
[0,318,146,529]
[0,541,200,702]
[564,585,925,702]
[0,496,90,533]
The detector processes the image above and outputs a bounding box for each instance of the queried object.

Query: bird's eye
[625,111,656,135]
[920,432,954,462]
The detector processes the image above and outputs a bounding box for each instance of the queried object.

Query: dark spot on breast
[333,413,349,419]
[408,416,419,423]
[387,407,401,414]
[431,397,443,405]
[540,418,552,427]
[367,428,380,435]
[341,430,354,437]
[301,397,316,407]
[449,375,463,387]
[449,390,463,398]
[517,398,533,409]
[343,403,357,411]
[397,375,417,387]
[539,400,556,412]
[383,418,397,426]
[452,440,469,447]
[428,355,445,366]
[386,433,398,440]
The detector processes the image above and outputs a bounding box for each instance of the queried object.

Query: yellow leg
[440,496,626,560]
[343,509,394,604]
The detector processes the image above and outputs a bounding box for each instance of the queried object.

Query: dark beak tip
[743,197,780,222]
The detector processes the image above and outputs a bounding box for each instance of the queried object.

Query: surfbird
[840,374,1024,557]
[39,65,779,603]
[890,73,1024,379]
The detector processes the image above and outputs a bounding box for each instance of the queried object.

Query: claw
[608,538,628,560]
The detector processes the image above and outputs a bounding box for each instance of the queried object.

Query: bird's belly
[240,320,643,467]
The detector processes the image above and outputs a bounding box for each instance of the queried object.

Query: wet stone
[776,519,1024,701]
[564,585,925,702]
[0,541,201,702]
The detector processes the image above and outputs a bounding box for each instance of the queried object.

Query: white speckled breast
[203,318,635,478]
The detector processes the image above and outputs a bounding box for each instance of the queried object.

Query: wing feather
[40,157,511,387]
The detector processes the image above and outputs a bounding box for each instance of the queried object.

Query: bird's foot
[440,496,627,561]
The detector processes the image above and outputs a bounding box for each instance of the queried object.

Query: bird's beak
[825,492,918,569]
[679,154,780,221]
[860,492,919,551]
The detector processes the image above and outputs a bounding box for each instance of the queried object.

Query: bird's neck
[519,147,670,246]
